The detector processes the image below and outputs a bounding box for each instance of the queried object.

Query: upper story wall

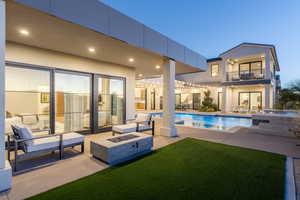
[178,44,279,84]
[177,60,223,84]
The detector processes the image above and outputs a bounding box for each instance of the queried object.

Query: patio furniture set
[6,113,154,171]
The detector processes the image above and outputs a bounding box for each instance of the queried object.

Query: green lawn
[27,138,286,200]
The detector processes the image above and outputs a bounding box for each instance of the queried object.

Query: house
[0,0,207,191]
[176,43,281,112]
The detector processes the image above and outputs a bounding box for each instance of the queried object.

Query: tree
[202,90,213,107]
[200,90,218,112]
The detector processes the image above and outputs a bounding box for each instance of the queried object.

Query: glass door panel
[250,92,262,110]
[193,93,201,110]
[239,93,250,109]
[55,72,91,133]
[5,66,50,134]
[97,77,124,129]
[175,94,181,110]
[135,88,147,110]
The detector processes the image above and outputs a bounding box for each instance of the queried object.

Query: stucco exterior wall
[5,42,136,120]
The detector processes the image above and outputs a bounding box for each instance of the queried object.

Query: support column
[265,85,271,110]
[221,87,227,113]
[0,0,12,192]
[160,59,177,137]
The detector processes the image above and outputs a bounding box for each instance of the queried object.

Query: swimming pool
[152,113,252,131]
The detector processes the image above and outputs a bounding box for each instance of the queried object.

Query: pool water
[152,113,252,131]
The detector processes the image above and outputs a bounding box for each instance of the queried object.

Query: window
[135,88,147,110]
[5,66,50,134]
[211,64,219,77]
[55,72,91,133]
[97,77,125,128]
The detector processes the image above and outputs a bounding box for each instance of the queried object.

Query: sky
[100,0,300,88]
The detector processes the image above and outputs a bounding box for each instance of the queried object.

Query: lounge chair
[112,113,154,136]
[8,125,84,172]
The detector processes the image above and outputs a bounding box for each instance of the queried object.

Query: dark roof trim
[222,79,271,86]
[207,57,222,63]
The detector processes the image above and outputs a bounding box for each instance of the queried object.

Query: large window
[5,63,126,134]
[5,66,50,134]
[211,64,219,77]
[239,92,262,110]
[135,88,147,110]
[239,61,263,78]
[55,72,91,133]
[97,77,124,128]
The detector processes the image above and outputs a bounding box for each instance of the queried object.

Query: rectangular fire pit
[90,133,153,165]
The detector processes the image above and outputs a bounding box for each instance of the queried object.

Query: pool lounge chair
[8,125,84,172]
[112,113,154,136]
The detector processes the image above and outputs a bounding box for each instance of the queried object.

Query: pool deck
[1,127,300,200]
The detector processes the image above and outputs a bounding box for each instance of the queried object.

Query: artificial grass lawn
[28,138,285,200]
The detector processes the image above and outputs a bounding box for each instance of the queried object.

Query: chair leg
[14,142,18,172]
[81,143,85,153]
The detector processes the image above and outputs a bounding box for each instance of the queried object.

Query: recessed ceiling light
[138,74,143,77]
[19,29,29,36]
[129,58,134,62]
[88,47,95,53]
[155,65,161,69]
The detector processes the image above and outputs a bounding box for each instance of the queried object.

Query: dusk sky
[100,0,300,87]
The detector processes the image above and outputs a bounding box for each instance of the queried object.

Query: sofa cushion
[112,123,149,133]
[27,132,84,152]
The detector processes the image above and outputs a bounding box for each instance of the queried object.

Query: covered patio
[0,0,207,192]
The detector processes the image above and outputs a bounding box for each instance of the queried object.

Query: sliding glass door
[55,71,91,133]
[5,63,126,134]
[95,76,125,131]
[239,92,262,110]
[5,66,51,133]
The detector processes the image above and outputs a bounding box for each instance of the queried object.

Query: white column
[0,0,12,192]
[221,87,227,113]
[265,85,271,110]
[160,59,177,137]
[265,52,271,80]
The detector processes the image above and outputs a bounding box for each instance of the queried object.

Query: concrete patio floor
[1,127,300,200]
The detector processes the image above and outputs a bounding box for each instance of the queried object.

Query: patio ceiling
[6,1,206,79]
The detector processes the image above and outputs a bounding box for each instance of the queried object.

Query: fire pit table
[90,132,153,165]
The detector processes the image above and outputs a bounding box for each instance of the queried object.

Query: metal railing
[226,69,265,81]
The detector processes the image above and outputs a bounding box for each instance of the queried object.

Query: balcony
[226,69,265,82]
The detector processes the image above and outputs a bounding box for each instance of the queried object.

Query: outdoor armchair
[112,113,154,136]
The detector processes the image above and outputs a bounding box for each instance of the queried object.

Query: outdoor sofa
[8,125,84,172]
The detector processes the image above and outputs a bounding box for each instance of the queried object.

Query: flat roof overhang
[6,1,207,78]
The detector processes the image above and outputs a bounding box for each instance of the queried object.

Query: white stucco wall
[177,60,223,84]
[5,42,136,120]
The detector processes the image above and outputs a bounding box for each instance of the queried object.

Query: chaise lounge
[8,125,84,172]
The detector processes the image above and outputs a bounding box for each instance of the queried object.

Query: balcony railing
[226,69,265,82]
